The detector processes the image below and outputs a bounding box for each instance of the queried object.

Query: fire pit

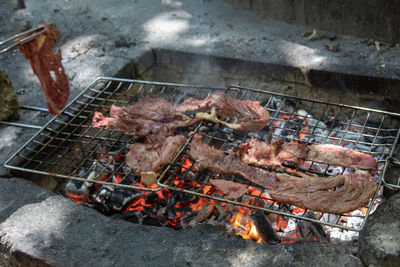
[5,75,400,245]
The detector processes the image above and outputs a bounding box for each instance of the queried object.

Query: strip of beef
[188,139,278,190]
[271,171,378,214]
[112,96,189,122]
[278,142,378,170]
[93,96,197,142]
[239,138,283,169]
[18,22,69,115]
[191,139,377,213]
[176,91,270,132]
[125,135,186,185]
[240,138,378,170]
[209,179,249,200]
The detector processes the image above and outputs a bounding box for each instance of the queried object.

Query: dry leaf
[374,41,381,51]
[325,44,340,52]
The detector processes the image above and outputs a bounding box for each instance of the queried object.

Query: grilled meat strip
[93,96,197,142]
[18,22,69,115]
[240,138,378,170]
[209,179,249,200]
[188,139,278,190]
[125,135,186,185]
[280,142,378,170]
[239,138,283,169]
[191,139,377,213]
[271,171,378,214]
[176,91,270,132]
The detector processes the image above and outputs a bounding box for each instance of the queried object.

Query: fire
[66,192,89,204]
[230,210,263,243]
[66,141,320,244]
[113,174,122,184]
[181,158,193,172]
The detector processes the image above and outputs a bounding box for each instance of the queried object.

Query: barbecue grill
[4,77,400,232]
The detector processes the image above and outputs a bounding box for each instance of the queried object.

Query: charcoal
[222,127,233,134]
[111,210,142,224]
[320,213,341,224]
[194,169,210,184]
[154,198,168,207]
[119,174,140,185]
[250,211,280,245]
[266,97,295,113]
[164,196,177,220]
[181,205,215,228]
[213,203,225,217]
[142,216,162,226]
[143,206,156,214]
[297,212,330,242]
[173,191,196,203]
[145,192,159,204]
[322,114,336,127]
[97,186,143,211]
[64,179,89,195]
[175,206,193,214]
[180,211,197,226]
[335,131,366,143]
[193,204,214,223]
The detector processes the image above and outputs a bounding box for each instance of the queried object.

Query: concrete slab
[0,178,362,267]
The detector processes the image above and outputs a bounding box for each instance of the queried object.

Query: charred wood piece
[250,211,280,244]
[97,186,143,211]
[297,212,330,242]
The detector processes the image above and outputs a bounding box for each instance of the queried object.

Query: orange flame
[114,174,122,184]
[230,211,263,243]
[66,192,89,204]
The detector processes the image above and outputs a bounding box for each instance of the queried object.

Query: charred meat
[176,91,270,132]
[93,96,197,142]
[239,138,283,169]
[280,142,378,170]
[191,139,378,214]
[209,179,249,200]
[240,138,378,170]
[188,139,278,190]
[271,171,378,214]
[125,135,186,185]
[18,22,69,115]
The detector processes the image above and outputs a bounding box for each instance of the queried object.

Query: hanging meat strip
[18,22,69,115]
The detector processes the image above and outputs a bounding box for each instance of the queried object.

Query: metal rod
[20,105,49,112]
[0,120,42,129]
[0,25,46,54]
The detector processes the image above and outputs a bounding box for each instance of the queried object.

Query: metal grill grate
[4,78,226,192]
[5,77,400,231]
[157,85,400,231]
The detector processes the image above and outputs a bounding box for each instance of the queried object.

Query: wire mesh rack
[157,85,400,231]
[4,77,226,192]
[4,77,400,231]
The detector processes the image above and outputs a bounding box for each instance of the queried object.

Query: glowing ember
[66,192,89,204]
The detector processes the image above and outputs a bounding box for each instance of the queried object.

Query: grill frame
[4,77,400,232]
[157,84,400,232]
[4,77,227,192]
